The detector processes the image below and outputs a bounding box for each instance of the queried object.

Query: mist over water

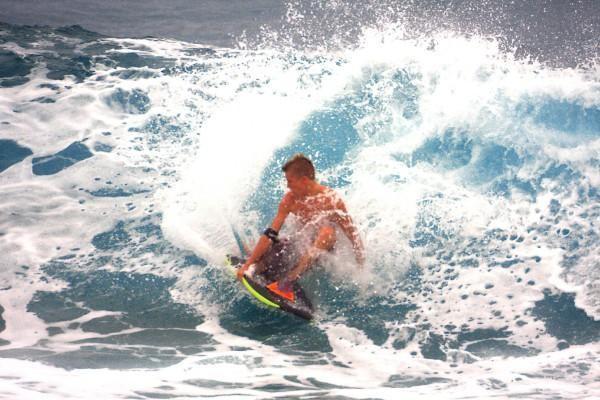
[1,0,598,66]
[0,1,599,399]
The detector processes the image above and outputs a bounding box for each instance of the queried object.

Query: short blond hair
[282,153,315,180]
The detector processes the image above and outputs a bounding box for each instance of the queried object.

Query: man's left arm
[334,199,365,266]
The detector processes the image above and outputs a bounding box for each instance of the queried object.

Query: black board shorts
[256,238,300,282]
[239,238,314,319]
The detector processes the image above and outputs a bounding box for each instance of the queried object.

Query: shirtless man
[237,153,365,298]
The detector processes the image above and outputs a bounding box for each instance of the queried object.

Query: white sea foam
[0,330,597,399]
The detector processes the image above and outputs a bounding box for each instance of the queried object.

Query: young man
[237,153,365,299]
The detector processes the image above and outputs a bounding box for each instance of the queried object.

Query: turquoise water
[0,15,599,400]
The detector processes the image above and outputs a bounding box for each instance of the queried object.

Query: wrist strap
[263,227,280,243]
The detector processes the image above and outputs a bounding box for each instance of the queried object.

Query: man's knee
[315,225,336,250]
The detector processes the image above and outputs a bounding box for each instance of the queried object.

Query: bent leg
[253,239,295,281]
[286,225,336,282]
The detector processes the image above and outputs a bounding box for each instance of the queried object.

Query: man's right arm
[237,194,291,279]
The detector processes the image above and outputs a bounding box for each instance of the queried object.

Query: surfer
[237,153,365,299]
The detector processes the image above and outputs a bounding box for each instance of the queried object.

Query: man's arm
[237,194,291,279]
[333,199,365,266]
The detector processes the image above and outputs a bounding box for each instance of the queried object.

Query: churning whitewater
[0,15,599,400]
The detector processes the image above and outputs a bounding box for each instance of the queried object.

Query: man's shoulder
[320,186,345,206]
[318,184,335,195]
[280,191,295,209]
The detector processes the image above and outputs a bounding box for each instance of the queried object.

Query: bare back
[284,186,345,228]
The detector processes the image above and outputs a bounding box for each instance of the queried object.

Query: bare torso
[285,187,341,227]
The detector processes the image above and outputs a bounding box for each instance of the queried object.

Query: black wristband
[263,227,280,243]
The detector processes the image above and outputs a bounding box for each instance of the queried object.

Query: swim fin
[267,281,295,302]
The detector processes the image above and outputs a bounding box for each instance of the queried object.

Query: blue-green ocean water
[0,6,599,399]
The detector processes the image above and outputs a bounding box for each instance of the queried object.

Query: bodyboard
[226,255,314,320]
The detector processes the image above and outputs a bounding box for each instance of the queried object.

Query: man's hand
[237,262,250,280]
[355,249,365,268]
[352,242,365,268]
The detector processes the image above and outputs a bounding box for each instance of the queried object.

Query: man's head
[282,153,315,180]
[282,153,315,195]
